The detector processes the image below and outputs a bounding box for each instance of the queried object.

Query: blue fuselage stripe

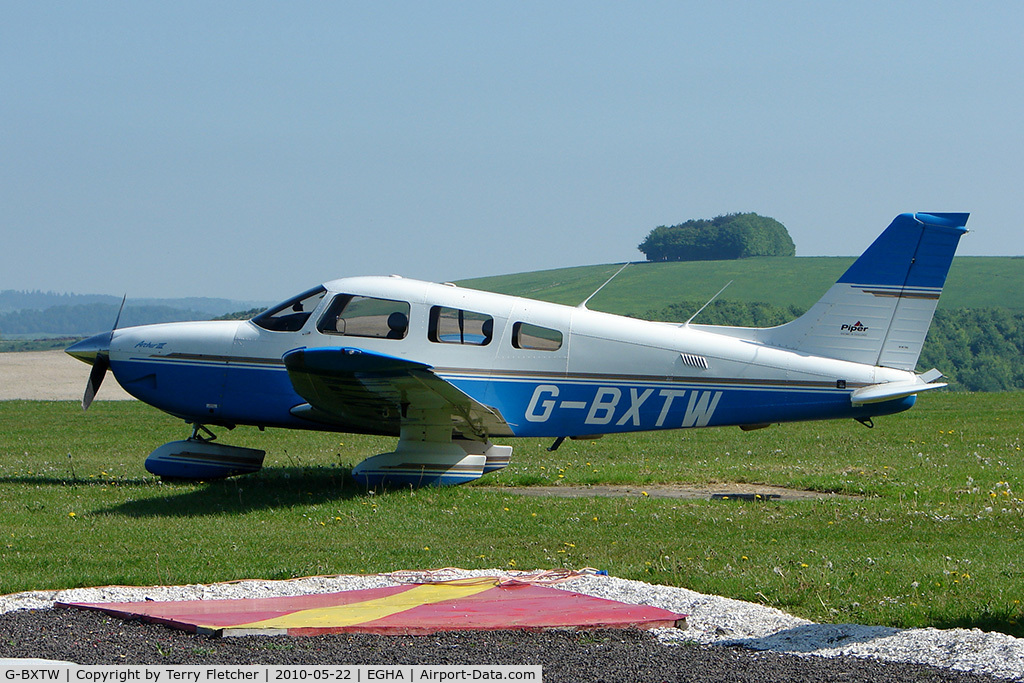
[111,358,913,436]
[443,375,910,436]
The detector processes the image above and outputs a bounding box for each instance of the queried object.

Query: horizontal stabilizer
[850,370,947,406]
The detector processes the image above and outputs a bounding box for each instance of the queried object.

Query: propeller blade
[82,354,109,411]
[110,295,126,342]
[78,295,125,411]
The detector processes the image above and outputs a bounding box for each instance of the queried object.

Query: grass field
[1,395,1022,637]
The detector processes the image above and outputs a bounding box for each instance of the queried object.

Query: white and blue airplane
[67,212,968,488]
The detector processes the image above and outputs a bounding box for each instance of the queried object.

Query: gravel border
[2,570,1022,681]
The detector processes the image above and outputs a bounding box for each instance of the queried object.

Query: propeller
[82,353,110,410]
[66,295,126,410]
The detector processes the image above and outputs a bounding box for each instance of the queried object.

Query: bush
[638,213,796,262]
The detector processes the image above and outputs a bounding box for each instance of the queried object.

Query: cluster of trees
[638,301,1024,392]
[638,213,796,262]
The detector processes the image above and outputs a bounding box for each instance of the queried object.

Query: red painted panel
[60,581,685,636]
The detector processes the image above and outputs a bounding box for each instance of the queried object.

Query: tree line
[918,309,1024,392]
[0,303,209,337]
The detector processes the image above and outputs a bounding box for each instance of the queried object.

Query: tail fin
[760,212,968,370]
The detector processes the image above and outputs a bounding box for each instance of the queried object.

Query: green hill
[459,256,1024,315]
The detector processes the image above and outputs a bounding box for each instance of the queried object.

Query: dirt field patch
[490,483,854,501]
[0,351,134,401]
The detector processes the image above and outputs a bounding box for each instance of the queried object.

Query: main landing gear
[351,436,512,489]
[350,407,512,488]
[144,423,266,481]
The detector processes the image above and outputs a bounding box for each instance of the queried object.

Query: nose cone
[66,332,111,365]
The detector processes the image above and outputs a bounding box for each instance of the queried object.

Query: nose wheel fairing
[145,425,266,480]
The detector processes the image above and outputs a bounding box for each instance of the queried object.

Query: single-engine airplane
[67,212,968,487]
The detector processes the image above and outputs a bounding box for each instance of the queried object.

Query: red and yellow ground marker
[60,578,686,636]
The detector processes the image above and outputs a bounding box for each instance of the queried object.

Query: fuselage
[91,275,916,438]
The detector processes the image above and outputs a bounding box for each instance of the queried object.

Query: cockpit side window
[317,294,411,339]
[428,306,494,346]
[252,286,326,332]
[512,321,563,351]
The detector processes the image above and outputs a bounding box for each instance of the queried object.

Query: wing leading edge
[282,347,508,440]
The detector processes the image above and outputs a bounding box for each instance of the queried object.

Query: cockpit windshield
[251,286,327,332]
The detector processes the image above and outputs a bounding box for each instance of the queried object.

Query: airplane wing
[282,347,509,439]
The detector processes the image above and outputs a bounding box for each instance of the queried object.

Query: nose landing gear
[144,423,266,481]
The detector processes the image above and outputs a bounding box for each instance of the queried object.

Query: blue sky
[2,2,1021,300]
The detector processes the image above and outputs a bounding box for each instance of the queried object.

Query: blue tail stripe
[838,213,968,289]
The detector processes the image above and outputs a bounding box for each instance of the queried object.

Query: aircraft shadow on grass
[3,465,379,517]
[99,465,370,517]
[0,474,162,488]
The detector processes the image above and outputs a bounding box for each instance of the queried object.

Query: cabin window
[512,322,562,351]
[317,295,411,339]
[429,307,494,346]
[251,286,326,332]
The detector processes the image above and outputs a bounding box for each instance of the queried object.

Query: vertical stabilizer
[761,212,968,370]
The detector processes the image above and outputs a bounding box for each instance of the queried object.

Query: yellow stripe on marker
[220,580,496,631]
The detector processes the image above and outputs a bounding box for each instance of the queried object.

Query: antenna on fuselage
[577,262,630,310]
[682,280,733,327]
